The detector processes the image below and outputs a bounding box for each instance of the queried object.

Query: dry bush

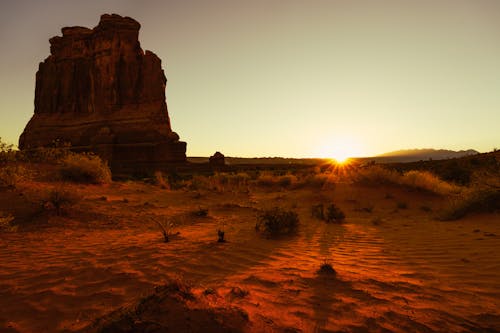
[187,174,212,191]
[154,171,170,189]
[22,141,71,163]
[0,137,17,163]
[58,153,111,184]
[354,166,460,196]
[256,207,299,237]
[43,186,82,216]
[317,260,336,275]
[354,165,400,185]
[188,172,250,192]
[440,188,500,220]
[0,213,17,232]
[400,170,460,195]
[299,173,332,188]
[0,165,32,188]
[256,172,297,188]
[312,203,345,222]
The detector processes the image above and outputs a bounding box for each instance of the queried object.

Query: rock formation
[19,14,186,172]
[209,151,225,167]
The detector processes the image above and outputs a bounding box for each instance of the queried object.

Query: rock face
[19,14,186,172]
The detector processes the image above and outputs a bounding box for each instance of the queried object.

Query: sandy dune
[0,181,499,332]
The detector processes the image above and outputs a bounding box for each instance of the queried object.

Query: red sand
[1,181,499,332]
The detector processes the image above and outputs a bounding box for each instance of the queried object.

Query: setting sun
[317,136,364,163]
[330,151,351,164]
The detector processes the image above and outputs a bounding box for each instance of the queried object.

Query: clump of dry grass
[152,216,178,242]
[256,207,299,237]
[0,213,17,232]
[0,165,32,189]
[439,188,500,220]
[312,203,345,223]
[256,172,298,188]
[58,153,111,184]
[317,260,336,275]
[42,186,82,216]
[154,171,170,189]
[187,172,250,193]
[354,166,460,195]
[400,170,460,195]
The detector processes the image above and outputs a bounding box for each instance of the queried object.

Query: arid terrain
[0,152,499,333]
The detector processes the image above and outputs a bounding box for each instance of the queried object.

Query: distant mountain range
[372,148,479,163]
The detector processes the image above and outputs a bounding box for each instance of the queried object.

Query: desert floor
[1,180,499,332]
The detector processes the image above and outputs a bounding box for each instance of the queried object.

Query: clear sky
[1,0,499,157]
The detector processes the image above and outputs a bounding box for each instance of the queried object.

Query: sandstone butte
[19,14,187,173]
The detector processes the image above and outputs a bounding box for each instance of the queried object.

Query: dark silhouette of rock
[19,14,186,172]
[209,152,225,166]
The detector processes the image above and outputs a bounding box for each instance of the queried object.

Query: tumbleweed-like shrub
[256,207,299,237]
[58,153,111,184]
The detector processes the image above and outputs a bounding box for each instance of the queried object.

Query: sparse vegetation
[152,217,177,242]
[193,207,208,217]
[0,213,16,232]
[256,207,299,237]
[58,153,111,184]
[397,201,408,210]
[354,166,460,195]
[317,260,336,275]
[154,171,169,189]
[312,203,345,222]
[43,186,82,216]
[439,188,500,220]
[256,172,297,188]
[0,165,31,188]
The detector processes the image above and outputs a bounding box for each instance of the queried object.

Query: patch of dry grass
[256,207,299,237]
[58,153,111,184]
[354,166,460,196]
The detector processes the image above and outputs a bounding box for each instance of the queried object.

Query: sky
[1,0,499,158]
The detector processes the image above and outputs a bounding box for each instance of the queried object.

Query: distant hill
[372,148,479,163]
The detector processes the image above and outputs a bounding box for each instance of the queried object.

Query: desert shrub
[0,213,17,232]
[154,171,169,189]
[311,204,325,220]
[0,137,17,163]
[187,174,211,191]
[164,172,185,190]
[192,207,208,217]
[396,201,408,209]
[256,207,299,237]
[58,153,111,184]
[208,172,250,192]
[256,172,297,188]
[325,204,346,222]
[152,217,177,242]
[312,203,345,222]
[0,165,31,188]
[440,189,500,220]
[299,173,333,189]
[354,166,460,196]
[317,260,336,275]
[400,170,460,195]
[44,186,82,216]
[23,140,71,163]
[354,166,400,185]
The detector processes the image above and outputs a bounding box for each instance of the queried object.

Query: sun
[331,152,350,164]
[317,136,364,164]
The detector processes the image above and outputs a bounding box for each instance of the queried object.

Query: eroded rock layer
[20,14,186,172]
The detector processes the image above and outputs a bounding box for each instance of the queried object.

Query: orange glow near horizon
[317,136,364,162]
